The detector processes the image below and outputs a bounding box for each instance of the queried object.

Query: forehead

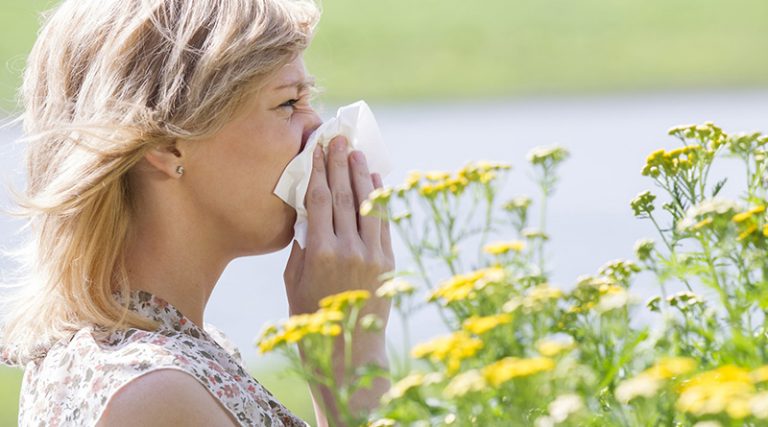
[267,57,310,90]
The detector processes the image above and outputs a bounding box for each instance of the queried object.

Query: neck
[123,210,231,327]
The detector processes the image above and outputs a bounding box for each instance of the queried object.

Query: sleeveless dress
[2,290,308,427]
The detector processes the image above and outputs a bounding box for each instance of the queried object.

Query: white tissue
[273,100,392,248]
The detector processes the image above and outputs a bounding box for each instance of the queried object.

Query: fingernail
[335,137,348,151]
[351,150,365,164]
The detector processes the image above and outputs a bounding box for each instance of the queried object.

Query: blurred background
[1,0,768,424]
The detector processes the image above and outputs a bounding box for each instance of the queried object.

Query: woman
[0,0,394,426]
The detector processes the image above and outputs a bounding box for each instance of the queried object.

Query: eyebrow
[273,77,317,92]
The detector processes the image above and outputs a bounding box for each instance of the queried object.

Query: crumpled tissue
[273,100,392,248]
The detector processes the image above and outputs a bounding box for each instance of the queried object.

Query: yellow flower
[382,372,443,403]
[523,283,563,310]
[616,374,662,403]
[503,195,532,213]
[376,278,416,298]
[536,337,575,357]
[462,314,513,335]
[257,324,285,354]
[666,291,704,309]
[597,259,641,281]
[677,198,740,233]
[359,200,375,217]
[368,187,393,203]
[479,171,496,184]
[527,145,569,166]
[564,301,595,314]
[430,275,476,303]
[319,290,371,311]
[458,161,511,184]
[403,171,422,189]
[429,268,506,304]
[257,309,344,353]
[425,171,450,181]
[751,392,768,419]
[630,190,656,217]
[411,332,483,374]
[483,240,526,255]
[381,373,425,403]
[360,187,394,216]
[368,419,396,427]
[419,182,446,198]
[596,287,631,313]
[443,369,487,399]
[732,205,766,223]
[676,365,754,419]
[443,176,469,195]
[642,144,709,178]
[483,357,555,387]
[531,283,564,300]
[284,309,344,342]
[598,284,624,295]
[504,283,564,314]
[692,217,713,230]
[522,228,549,240]
[737,223,758,241]
[473,160,511,172]
[751,365,768,383]
[547,394,584,423]
[644,357,697,379]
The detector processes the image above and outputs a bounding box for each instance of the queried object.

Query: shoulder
[96,368,240,427]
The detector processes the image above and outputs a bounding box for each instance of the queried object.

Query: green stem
[648,212,694,292]
[399,307,412,373]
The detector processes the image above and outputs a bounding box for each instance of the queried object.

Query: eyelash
[279,98,300,111]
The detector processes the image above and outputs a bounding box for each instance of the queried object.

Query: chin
[276,227,296,250]
[265,219,297,253]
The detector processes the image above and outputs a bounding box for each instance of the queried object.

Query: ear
[143,142,184,179]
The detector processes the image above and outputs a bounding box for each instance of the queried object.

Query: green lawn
[1,0,767,110]
[0,364,316,426]
[0,367,22,426]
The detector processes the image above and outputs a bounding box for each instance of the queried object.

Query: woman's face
[182,55,321,256]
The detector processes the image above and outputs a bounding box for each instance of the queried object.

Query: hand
[283,136,395,323]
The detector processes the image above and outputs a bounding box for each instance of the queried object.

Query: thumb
[283,240,305,289]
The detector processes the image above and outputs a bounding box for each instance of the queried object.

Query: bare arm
[302,328,390,427]
[97,369,240,427]
[284,137,395,427]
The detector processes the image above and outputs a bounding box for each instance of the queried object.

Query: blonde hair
[0,0,320,366]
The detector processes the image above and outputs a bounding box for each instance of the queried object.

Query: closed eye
[279,99,300,110]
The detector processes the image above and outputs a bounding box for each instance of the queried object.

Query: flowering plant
[258,122,768,427]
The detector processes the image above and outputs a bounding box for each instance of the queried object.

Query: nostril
[301,123,321,152]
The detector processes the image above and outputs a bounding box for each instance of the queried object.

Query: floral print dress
[3,290,308,427]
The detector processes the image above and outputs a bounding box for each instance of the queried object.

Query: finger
[350,150,380,246]
[306,145,333,244]
[372,173,393,255]
[326,136,357,239]
[283,240,305,291]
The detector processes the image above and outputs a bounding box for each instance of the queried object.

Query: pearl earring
[176,165,185,176]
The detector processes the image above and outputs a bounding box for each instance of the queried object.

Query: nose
[301,108,323,149]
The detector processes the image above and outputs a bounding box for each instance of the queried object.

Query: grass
[0,364,317,426]
[1,0,767,110]
[305,0,768,102]
[0,367,22,426]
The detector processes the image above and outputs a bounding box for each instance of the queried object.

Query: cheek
[249,127,304,190]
